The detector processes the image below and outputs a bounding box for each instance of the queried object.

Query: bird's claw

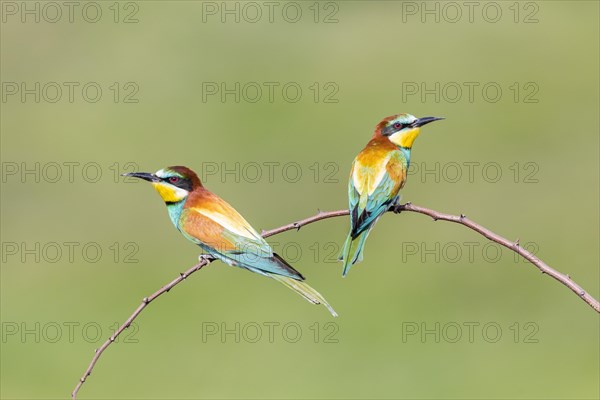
[198,254,212,262]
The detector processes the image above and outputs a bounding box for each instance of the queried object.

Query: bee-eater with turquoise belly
[125,166,337,316]
[340,114,443,277]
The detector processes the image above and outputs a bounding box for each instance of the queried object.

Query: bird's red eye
[169,176,180,184]
[393,123,402,129]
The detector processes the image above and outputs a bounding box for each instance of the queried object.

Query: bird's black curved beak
[413,116,444,128]
[122,172,159,182]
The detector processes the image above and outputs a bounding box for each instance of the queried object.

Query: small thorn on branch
[459,213,466,220]
[180,272,187,279]
[514,239,520,247]
[142,297,149,304]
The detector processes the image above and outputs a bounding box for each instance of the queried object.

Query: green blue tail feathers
[269,274,338,317]
[339,229,371,277]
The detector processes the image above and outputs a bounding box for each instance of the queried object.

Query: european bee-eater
[125,166,337,316]
[340,114,443,276]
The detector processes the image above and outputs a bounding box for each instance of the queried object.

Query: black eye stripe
[382,122,411,136]
[163,176,192,191]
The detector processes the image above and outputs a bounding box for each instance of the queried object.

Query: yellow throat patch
[152,182,188,203]
[389,127,421,148]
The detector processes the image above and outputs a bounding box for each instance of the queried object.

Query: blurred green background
[1,1,598,399]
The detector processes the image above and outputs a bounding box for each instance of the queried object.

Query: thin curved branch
[71,254,216,399]
[72,203,599,398]
[392,203,599,313]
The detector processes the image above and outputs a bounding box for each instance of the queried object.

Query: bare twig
[71,254,215,399]
[391,203,600,313]
[72,203,599,398]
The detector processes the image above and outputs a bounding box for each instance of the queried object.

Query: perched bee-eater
[125,166,337,316]
[340,114,443,276]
